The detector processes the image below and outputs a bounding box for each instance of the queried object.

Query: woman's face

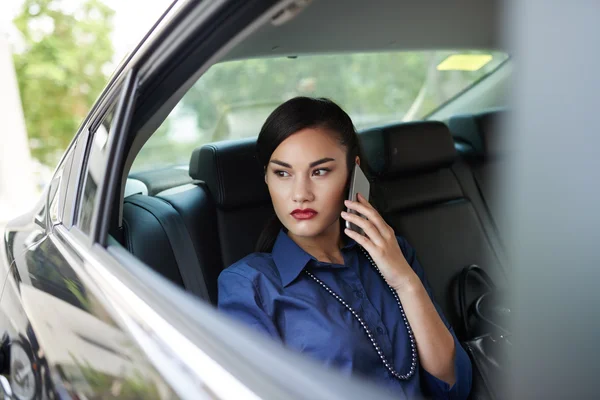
[265,127,350,239]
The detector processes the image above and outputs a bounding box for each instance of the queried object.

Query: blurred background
[0,0,172,222]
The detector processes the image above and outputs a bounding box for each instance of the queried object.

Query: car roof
[120,0,502,77]
[225,0,501,61]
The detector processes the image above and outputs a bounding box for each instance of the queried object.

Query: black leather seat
[190,137,275,269]
[361,121,507,332]
[122,195,188,287]
[122,138,274,305]
[122,118,507,323]
[122,181,222,304]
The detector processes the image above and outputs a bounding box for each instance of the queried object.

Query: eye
[274,170,290,178]
[312,168,330,176]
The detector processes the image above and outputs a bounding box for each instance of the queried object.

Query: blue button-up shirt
[218,230,472,399]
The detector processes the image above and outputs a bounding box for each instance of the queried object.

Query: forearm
[395,273,456,385]
[339,201,459,385]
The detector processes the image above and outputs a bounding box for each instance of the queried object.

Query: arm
[393,265,457,384]
[218,269,281,340]
[342,194,471,398]
[396,240,472,399]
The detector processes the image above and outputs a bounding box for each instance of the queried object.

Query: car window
[78,107,115,235]
[131,50,508,172]
[44,141,76,226]
[48,170,63,226]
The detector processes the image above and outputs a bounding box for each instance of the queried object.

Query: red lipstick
[291,208,318,220]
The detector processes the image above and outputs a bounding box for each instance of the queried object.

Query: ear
[355,156,361,166]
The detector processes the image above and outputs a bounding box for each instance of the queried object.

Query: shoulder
[218,252,282,286]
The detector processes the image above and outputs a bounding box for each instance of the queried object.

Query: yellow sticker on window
[437,54,493,71]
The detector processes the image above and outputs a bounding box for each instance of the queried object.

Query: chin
[290,228,322,239]
[285,216,338,238]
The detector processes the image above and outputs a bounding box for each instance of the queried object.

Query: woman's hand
[341,193,418,291]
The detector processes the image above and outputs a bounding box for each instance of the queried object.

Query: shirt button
[377,327,384,335]
[354,290,364,299]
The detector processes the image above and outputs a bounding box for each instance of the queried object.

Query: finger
[344,228,376,253]
[344,199,393,239]
[344,199,375,218]
[341,211,384,246]
[356,193,376,210]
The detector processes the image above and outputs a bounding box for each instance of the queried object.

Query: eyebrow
[270,157,336,169]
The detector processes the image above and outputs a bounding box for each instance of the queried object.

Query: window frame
[56,138,77,225]
[38,138,78,230]
[63,75,128,230]
[76,104,116,236]
[69,69,138,246]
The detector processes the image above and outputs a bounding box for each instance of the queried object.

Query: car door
[1,1,402,399]
[0,67,184,399]
[80,0,398,397]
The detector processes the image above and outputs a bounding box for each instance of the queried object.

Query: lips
[291,208,318,220]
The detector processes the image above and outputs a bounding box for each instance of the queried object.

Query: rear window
[132,50,508,172]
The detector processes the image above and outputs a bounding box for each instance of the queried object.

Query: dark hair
[255,97,364,252]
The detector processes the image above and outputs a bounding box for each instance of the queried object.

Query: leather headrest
[448,110,506,158]
[189,138,270,209]
[363,121,456,177]
[476,110,505,158]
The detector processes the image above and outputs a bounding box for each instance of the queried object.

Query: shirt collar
[272,229,358,287]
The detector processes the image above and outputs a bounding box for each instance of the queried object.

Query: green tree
[13,0,115,166]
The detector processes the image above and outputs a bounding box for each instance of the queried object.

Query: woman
[218,97,471,399]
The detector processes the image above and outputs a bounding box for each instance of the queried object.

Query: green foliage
[132,51,506,172]
[179,51,492,138]
[13,0,115,166]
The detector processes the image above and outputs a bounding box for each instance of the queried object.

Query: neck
[288,220,345,264]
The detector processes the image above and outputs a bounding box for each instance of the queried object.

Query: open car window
[131,50,508,172]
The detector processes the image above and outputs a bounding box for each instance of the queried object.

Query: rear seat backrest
[190,138,275,268]
[123,138,273,305]
[122,195,187,287]
[363,121,506,332]
[122,181,222,304]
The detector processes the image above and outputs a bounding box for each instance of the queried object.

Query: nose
[292,175,314,203]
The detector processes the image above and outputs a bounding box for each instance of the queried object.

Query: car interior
[120,109,508,334]
[111,0,511,343]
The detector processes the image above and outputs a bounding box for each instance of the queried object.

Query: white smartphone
[346,163,370,235]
